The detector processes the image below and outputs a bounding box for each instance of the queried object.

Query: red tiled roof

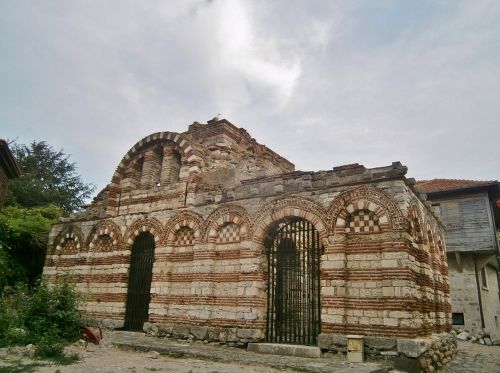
[416,179,498,194]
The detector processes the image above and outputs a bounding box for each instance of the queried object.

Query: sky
[1,0,499,196]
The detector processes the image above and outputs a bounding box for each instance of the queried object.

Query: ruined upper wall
[84,119,295,218]
[184,118,294,185]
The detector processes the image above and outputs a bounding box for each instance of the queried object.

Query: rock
[394,355,421,373]
[419,357,428,369]
[397,339,427,358]
[227,328,239,342]
[0,348,8,358]
[456,332,469,341]
[380,351,399,357]
[157,324,173,337]
[318,333,347,350]
[364,336,397,350]
[236,328,262,341]
[190,326,208,340]
[147,351,160,359]
[172,325,191,338]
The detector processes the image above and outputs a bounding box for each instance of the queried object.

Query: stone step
[247,343,321,358]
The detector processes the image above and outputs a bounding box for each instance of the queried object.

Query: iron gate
[124,232,155,331]
[266,218,321,345]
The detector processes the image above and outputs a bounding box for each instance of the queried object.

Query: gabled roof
[416,179,498,194]
[0,139,21,179]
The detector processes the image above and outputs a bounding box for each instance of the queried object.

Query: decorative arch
[203,204,252,243]
[52,225,85,255]
[110,131,204,185]
[164,211,204,245]
[252,197,329,244]
[425,221,438,251]
[436,235,446,258]
[86,219,123,251]
[123,217,164,246]
[407,204,425,243]
[328,186,405,234]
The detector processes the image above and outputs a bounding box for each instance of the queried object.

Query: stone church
[44,118,455,370]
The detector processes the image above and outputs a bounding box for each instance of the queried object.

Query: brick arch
[110,131,204,185]
[165,211,204,245]
[123,217,164,246]
[203,204,252,243]
[328,186,405,234]
[86,219,123,251]
[52,225,85,255]
[251,197,329,245]
[424,221,439,252]
[407,204,425,243]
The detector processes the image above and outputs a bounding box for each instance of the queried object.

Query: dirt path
[1,343,287,373]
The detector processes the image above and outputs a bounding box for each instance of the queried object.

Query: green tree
[0,205,62,289]
[6,141,95,214]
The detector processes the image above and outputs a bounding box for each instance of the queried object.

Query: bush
[0,275,83,356]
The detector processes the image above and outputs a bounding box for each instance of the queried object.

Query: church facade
[44,118,454,370]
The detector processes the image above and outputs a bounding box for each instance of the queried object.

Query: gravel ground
[1,336,499,373]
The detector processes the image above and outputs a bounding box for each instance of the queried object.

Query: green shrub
[35,332,65,359]
[0,275,83,355]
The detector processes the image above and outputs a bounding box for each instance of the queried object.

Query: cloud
[1,0,499,195]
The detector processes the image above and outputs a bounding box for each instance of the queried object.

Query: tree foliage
[0,205,62,289]
[6,141,95,214]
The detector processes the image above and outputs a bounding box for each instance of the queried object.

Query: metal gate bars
[124,232,155,331]
[266,218,321,345]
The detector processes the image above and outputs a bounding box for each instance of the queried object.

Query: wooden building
[417,179,500,340]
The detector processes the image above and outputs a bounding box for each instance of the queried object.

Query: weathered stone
[227,328,239,342]
[364,336,397,350]
[236,328,262,341]
[157,324,173,336]
[147,351,160,359]
[318,333,347,350]
[190,326,208,340]
[397,338,427,358]
[380,351,399,357]
[248,343,321,358]
[394,355,420,373]
[172,325,191,338]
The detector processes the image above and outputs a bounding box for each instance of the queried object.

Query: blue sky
[1,0,499,195]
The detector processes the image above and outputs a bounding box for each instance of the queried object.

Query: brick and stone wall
[43,119,454,368]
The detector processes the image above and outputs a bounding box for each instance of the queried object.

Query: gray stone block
[247,343,321,358]
[236,328,262,340]
[394,355,420,373]
[364,336,396,350]
[318,333,347,350]
[190,326,208,340]
[397,338,427,358]
[380,351,399,357]
[172,325,191,338]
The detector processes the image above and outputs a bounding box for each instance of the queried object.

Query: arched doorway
[265,217,321,345]
[124,232,155,331]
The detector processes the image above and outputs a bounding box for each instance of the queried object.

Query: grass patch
[0,360,46,373]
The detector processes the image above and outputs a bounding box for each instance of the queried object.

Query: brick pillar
[160,145,180,186]
[140,149,162,188]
